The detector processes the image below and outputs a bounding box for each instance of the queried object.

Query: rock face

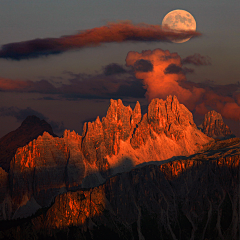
[0,115,56,172]
[1,139,239,240]
[0,96,213,220]
[202,110,233,138]
[8,131,87,220]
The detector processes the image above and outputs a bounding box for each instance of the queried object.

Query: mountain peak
[21,115,44,126]
[147,95,195,137]
[0,115,56,172]
[202,110,233,138]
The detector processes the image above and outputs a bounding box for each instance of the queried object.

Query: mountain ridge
[0,96,239,239]
[0,95,213,220]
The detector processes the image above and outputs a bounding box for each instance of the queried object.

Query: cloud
[164,63,183,74]
[126,48,240,122]
[164,64,194,75]
[0,77,57,93]
[133,59,153,72]
[0,64,146,100]
[126,48,201,107]
[0,78,30,91]
[182,53,211,66]
[182,67,194,74]
[103,63,127,76]
[0,21,201,60]
[0,106,65,134]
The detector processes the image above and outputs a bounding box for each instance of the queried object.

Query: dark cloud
[182,53,212,66]
[60,78,146,100]
[182,67,194,74]
[164,63,183,74]
[103,63,126,76]
[0,106,65,134]
[114,80,146,98]
[164,64,194,75]
[133,59,153,72]
[0,106,45,122]
[0,22,201,60]
[48,120,65,134]
[0,62,146,100]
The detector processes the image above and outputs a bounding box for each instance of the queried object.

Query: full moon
[162,9,196,43]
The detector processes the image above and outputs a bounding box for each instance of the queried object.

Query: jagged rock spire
[202,110,233,138]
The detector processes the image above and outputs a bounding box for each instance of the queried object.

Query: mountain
[0,137,239,240]
[0,96,214,220]
[0,96,239,239]
[0,115,57,172]
[201,110,234,138]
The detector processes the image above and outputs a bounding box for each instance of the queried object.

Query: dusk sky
[0,0,240,137]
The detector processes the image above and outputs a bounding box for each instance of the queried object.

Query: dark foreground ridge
[0,137,239,240]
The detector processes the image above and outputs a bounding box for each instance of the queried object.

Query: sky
[0,0,240,137]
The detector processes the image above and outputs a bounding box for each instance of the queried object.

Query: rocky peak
[0,115,56,172]
[105,99,132,122]
[146,95,195,138]
[202,110,233,138]
[81,100,142,168]
[131,101,141,128]
[20,115,50,128]
[63,129,82,142]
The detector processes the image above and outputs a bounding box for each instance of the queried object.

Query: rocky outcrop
[10,132,69,209]
[1,139,239,240]
[82,96,211,173]
[0,115,56,172]
[202,110,233,138]
[7,131,86,219]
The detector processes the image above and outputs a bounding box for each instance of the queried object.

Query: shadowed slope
[1,139,239,240]
[0,116,57,172]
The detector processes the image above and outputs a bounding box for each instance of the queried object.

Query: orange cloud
[0,22,201,60]
[0,78,56,93]
[126,48,240,122]
[221,103,240,121]
[125,49,205,110]
[0,78,30,91]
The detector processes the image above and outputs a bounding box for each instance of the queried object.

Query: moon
[162,9,196,43]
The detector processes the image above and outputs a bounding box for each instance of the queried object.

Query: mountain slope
[1,137,239,240]
[0,115,57,172]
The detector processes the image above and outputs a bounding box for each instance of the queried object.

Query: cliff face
[202,110,233,138]
[82,96,211,173]
[2,140,239,240]
[0,115,56,172]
